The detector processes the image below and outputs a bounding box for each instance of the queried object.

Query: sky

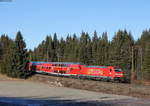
[0,0,150,49]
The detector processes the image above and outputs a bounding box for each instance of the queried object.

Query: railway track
[34,74,150,89]
[34,73,127,84]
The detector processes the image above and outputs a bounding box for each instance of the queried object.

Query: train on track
[28,61,125,82]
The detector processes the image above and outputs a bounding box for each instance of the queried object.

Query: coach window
[110,69,112,72]
[79,66,81,70]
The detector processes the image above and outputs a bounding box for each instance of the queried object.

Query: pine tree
[7,31,30,78]
[92,30,99,65]
[142,42,150,80]
[86,40,93,65]
[135,29,150,80]
[0,35,14,74]
[79,32,91,64]
[139,30,150,51]
[58,37,65,62]
[72,34,80,62]
[63,35,74,62]
[110,30,134,79]
[46,35,53,62]
[97,32,109,65]
[52,33,59,61]
[0,41,2,73]
[63,35,70,61]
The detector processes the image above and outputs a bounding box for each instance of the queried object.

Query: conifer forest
[0,29,150,82]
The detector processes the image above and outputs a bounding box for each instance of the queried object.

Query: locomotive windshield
[115,69,122,72]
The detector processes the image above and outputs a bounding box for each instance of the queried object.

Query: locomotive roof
[31,61,83,65]
[87,66,108,68]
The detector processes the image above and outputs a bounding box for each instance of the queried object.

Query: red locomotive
[28,61,124,82]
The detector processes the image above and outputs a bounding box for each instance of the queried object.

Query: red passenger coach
[28,61,124,82]
[29,62,85,77]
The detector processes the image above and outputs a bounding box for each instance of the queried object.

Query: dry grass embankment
[0,74,23,81]
[28,74,150,99]
[1,74,150,98]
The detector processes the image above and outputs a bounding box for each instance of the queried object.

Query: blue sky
[0,0,150,49]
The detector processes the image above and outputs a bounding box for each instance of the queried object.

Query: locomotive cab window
[115,69,122,72]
